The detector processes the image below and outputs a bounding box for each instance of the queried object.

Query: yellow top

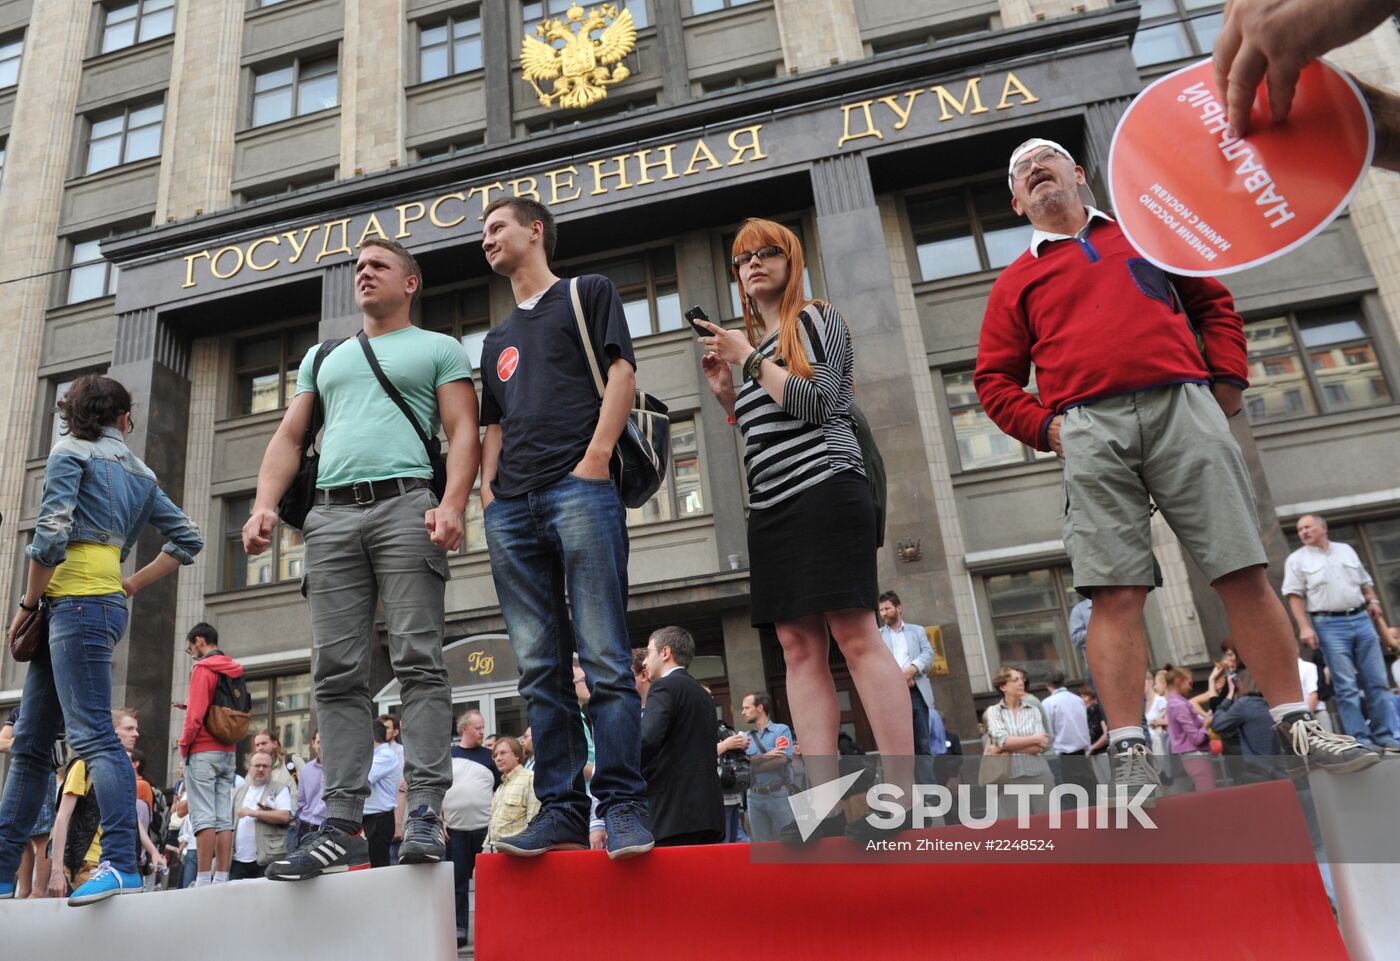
[63,760,103,866]
[45,543,122,598]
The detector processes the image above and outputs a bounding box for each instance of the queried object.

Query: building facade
[1,0,1398,784]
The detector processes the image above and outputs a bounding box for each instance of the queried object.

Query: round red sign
[497,346,520,382]
[1108,58,1373,276]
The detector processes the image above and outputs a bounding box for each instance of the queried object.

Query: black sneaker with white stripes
[265,824,369,881]
[398,805,447,864]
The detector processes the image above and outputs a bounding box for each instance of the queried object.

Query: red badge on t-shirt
[775,735,790,751]
[497,346,520,382]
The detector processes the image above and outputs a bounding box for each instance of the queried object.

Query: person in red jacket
[974,138,1378,800]
[177,622,243,886]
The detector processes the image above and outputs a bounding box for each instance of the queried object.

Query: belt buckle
[352,480,375,506]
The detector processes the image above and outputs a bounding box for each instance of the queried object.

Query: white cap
[1007,138,1075,190]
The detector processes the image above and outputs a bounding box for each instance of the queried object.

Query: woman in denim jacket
[0,375,203,906]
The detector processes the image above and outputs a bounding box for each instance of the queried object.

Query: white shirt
[1029,207,1114,257]
[887,624,912,668]
[365,742,404,815]
[1041,687,1092,754]
[1282,541,1372,613]
[233,782,291,864]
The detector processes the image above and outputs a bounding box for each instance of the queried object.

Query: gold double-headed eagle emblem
[521,3,637,110]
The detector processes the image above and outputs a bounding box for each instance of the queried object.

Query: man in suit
[877,591,935,756]
[639,627,724,847]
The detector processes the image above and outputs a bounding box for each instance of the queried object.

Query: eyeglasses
[1011,148,1064,182]
[731,244,786,268]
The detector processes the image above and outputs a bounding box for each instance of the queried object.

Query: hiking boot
[1108,740,1160,808]
[603,801,654,860]
[265,823,369,881]
[68,861,142,906]
[398,805,447,864]
[1277,715,1380,775]
[495,807,589,857]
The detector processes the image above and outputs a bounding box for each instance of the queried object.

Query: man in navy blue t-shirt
[477,196,651,861]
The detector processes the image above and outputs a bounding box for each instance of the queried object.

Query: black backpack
[716,722,752,792]
[64,779,101,875]
[205,668,253,745]
[147,784,170,859]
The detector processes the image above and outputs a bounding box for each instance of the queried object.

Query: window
[943,370,1054,471]
[50,379,75,448]
[252,57,338,127]
[0,32,22,88]
[627,417,706,526]
[224,494,305,589]
[565,247,682,338]
[419,12,482,82]
[525,0,647,29]
[239,672,313,772]
[698,66,777,96]
[100,0,175,54]
[689,0,760,14]
[232,323,318,416]
[65,238,119,304]
[984,566,1082,681]
[414,136,484,162]
[0,140,6,189]
[720,221,816,318]
[1121,0,1224,68]
[907,181,1030,283]
[85,101,164,174]
[1243,304,1392,425]
[422,284,492,553]
[1284,515,1400,625]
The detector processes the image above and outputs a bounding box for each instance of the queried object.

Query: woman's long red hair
[731,219,817,380]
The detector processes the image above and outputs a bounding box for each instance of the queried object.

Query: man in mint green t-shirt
[242,237,480,881]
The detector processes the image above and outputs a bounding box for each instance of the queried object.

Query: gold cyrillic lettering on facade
[246,236,280,271]
[395,201,426,239]
[632,145,678,185]
[209,245,245,280]
[726,125,768,166]
[588,155,633,196]
[509,176,541,201]
[283,226,317,264]
[429,192,468,228]
[837,100,885,148]
[547,166,582,204]
[930,77,988,121]
[996,71,1040,110]
[466,182,505,218]
[682,139,722,175]
[877,90,923,131]
[315,219,353,263]
[356,212,390,247]
[181,250,210,289]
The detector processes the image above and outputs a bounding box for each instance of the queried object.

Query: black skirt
[747,470,878,627]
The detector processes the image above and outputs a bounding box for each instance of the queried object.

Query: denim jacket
[28,426,204,569]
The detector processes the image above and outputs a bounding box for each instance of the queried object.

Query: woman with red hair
[695,219,913,837]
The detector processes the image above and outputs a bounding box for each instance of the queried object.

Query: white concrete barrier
[0,863,457,961]
[1308,759,1400,961]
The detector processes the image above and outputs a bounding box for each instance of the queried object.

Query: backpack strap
[301,338,343,453]
[568,277,607,401]
[355,330,437,461]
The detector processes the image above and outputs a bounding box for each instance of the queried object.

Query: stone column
[810,154,978,736]
[107,309,194,786]
[155,0,243,220]
[771,0,863,75]
[0,0,92,622]
[481,0,514,144]
[321,261,362,339]
[998,0,1110,29]
[651,0,691,107]
[721,609,766,720]
[341,0,407,176]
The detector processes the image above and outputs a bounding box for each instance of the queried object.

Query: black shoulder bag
[356,330,448,500]
[278,338,343,529]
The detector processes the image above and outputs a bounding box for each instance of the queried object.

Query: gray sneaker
[1108,740,1160,808]
[398,805,447,864]
[1277,715,1380,774]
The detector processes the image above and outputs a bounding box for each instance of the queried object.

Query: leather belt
[1309,607,1365,617]
[316,477,429,507]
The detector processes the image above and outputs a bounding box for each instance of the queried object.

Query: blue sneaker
[494,807,588,857]
[604,801,653,861]
[68,861,142,906]
[0,878,15,899]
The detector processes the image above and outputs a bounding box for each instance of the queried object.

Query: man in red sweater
[975,138,1377,799]
[178,622,244,886]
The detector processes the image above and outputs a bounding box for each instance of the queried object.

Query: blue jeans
[0,594,136,879]
[484,473,645,820]
[745,789,794,841]
[722,803,749,843]
[1315,611,1397,744]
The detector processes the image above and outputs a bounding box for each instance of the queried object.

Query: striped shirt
[734,302,865,510]
[984,700,1053,780]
